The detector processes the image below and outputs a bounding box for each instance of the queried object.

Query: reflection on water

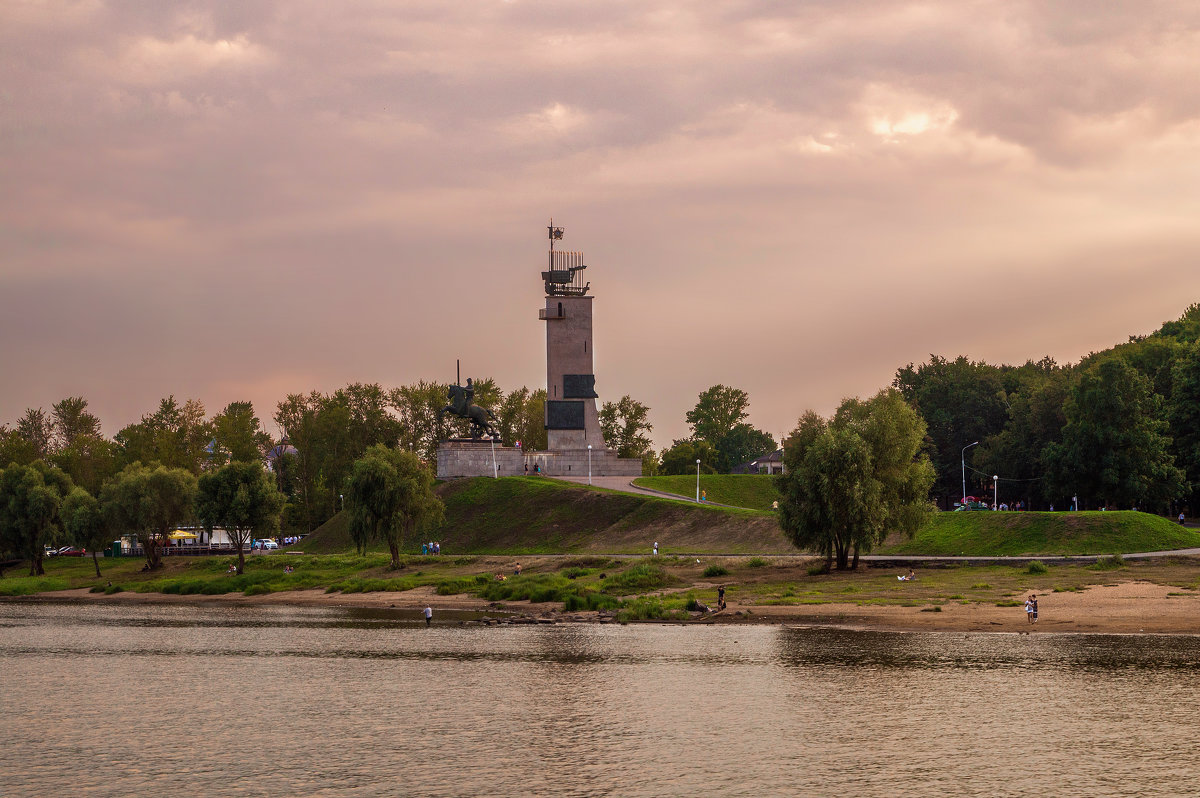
[2,603,1199,798]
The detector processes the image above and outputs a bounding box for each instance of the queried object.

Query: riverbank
[14,576,1200,635]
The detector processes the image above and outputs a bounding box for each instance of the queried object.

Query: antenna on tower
[541,220,589,296]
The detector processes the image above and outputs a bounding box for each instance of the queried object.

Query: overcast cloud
[4,0,1200,446]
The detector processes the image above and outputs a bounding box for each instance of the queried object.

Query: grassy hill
[300,476,792,555]
[878,511,1200,556]
[633,475,779,511]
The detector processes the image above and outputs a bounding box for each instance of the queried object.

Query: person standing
[1025,596,1034,624]
[653,542,658,556]
[424,606,433,627]
[1031,594,1038,623]
[717,585,726,610]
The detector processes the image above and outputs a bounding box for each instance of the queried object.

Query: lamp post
[587,444,592,486]
[696,459,701,502]
[993,475,999,511]
[961,441,979,509]
[490,435,498,479]
[339,494,343,511]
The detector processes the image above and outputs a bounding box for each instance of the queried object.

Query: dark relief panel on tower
[562,374,598,399]
[546,400,586,430]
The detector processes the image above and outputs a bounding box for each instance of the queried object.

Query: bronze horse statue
[439,379,497,439]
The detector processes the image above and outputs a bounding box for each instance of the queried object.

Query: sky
[5,0,1200,449]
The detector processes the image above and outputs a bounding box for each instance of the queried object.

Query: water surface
[3,602,1199,797]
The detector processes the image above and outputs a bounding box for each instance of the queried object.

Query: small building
[732,449,785,475]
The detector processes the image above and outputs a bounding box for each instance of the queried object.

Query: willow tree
[0,461,72,576]
[346,445,444,568]
[62,487,109,578]
[778,389,935,570]
[196,461,284,575]
[101,463,197,571]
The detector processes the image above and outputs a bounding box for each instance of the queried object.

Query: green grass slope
[633,475,779,510]
[301,476,791,555]
[879,511,1200,556]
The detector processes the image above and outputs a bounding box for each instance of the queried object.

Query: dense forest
[895,303,1200,513]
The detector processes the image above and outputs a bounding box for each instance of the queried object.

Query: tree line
[894,303,1200,513]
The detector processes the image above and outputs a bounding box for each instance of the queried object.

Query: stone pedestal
[437,440,642,479]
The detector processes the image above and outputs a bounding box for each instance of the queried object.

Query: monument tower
[540,223,606,450]
[435,224,641,478]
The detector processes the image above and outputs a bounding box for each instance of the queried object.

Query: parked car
[55,546,86,556]
[260,540,279,550]
[43,545,57,558]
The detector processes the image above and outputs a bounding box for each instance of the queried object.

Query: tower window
[584,340,587,353]
[558,302,563,317]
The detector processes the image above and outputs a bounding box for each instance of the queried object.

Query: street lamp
[993,475,999,510]
[339,494,344,511]
[961,441,979,510]
[696,459,702,502]
[587,444,592,486]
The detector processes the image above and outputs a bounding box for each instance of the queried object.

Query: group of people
[421,541,443,555]
[1024,594,1039,623]
[283,565,295,574]
[897,569,916,582]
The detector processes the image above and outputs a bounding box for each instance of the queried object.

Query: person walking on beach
[717,585,726,610]
[1031,594,1039,623]
[424,606,433,627]
[1025,596,1034,624]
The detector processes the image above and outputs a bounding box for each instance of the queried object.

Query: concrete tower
[540,224,607,450]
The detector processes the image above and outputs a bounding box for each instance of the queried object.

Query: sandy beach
[16,579,1200,635]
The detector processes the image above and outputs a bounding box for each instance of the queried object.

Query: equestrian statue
[439,377,498,439]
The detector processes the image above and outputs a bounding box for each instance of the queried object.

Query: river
[2,602,1199,797]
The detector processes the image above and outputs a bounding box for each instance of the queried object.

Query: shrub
[244,584,272,596]
[1025,560,1049,575]
[562,591,618,612]
[807,563,828,576]
[970,582,991,589]
[104,584,123,595]
[603,563,671,594]
[1090,554,1126,571]
[702,565,729,578]
[920,606,943,612]
[615,595,688,622]
[746,557,769,568]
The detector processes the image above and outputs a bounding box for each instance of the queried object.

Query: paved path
[550,475,740,507]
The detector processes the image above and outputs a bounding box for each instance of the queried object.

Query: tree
[599,396,654,459]
[196,461,285,575]
[684,385,775,471]
[51,397,102,450]
[0,425,39,468]
[686,385,750,443]
[101,463,198,571]
[715,424,776,473]
[1044,358,1184,510]
[0,461,73,575]
[115,396,212,473]
[51,434,119,497]
[659,439,718,476]
[894,356,1010,502]
[777,390,935,570]
[62,487,108,578]
[15,408,53,460]
[210,401,272,466]
[494,387,548,452]
[1170,341,1200,511]
[346,445,444,568]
